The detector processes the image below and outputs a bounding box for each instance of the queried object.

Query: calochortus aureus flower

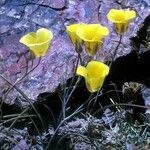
[66,23,86,52]
[20,28,53,57]
[66,24,86,46]
[66,24,109,56]
[76,24,109,56]
[107,9,136,34]
[76,61,109,92]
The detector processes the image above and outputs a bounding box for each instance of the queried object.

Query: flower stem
[109,35,122,67]
[0,74,45,131]
[93,103,150,116]
[3,57,41,101]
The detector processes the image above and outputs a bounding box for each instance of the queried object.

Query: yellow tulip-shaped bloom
[20,28,53,57]
[66,24,86,45]
[107,9,136,34]
[76,24,109,56]
[66,23,86,52]
[76,61,109,92]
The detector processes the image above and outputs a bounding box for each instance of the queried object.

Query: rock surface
[0,0,149,102]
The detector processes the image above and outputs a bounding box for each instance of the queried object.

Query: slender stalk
[65,77,81,106]
[109,98,121,112]
[0,115,36,125]
[62,77,81,120]
[2,114,30,119]
[113,35,122,59]
[7,107,29,129]
[87,90,102,112]
[78,52,83,65]
[0,74,29,101]
[47,93,93,149]
[109,35,122,67]
[74,54,80,74]
[46,106,84,150]
[93,103,150,116]
[0,74,45,130]
[61,52,82,120]
[3,57,41,100]
[29,116,44,148]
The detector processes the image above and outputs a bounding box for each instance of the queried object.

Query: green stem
[109,35,122,67]
[3,57,41,100]
[0,74,45,131]
[74,54,80,74]
[62,77,81,120]
[47,93,94,149]
[78,52,83,65]
[61,52,82,120]
[93,103,150,116]
[47,106,83,150]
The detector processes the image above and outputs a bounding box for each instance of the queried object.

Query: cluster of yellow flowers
[19,9,136,93]
[66,24,109,56]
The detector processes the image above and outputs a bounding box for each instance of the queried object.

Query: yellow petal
[76,61,109,92]
[76,24,96,41]
[107,9,136,34]
[84,41,103,56]
[87,61,109,78]
[86,77,105,92]
[107,9,136,23]
[76,24,109,42]
[76,66,87,77]
[125,10,136,20]
[19,32,37,45]
[114,22,129,34]
[95,25,109,38]
[28,42,50,57]
[76,24,109,56]
[86,61,109,92]
[66,24,86,45]
[107,9,125,23]
[19,28,53,57]
[36,28,53,43]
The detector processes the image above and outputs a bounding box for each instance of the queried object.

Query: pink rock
[51,0,66,9]
[42,0,66,9]
[0,25,10,34]
[8,63,21,75]
[0,0,149,102]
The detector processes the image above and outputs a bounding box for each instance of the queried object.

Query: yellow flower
[107,9,136,34]
[20,28,53,57]
[76,24,109,56]
[66,24,86,52]
[76,61,109,92]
